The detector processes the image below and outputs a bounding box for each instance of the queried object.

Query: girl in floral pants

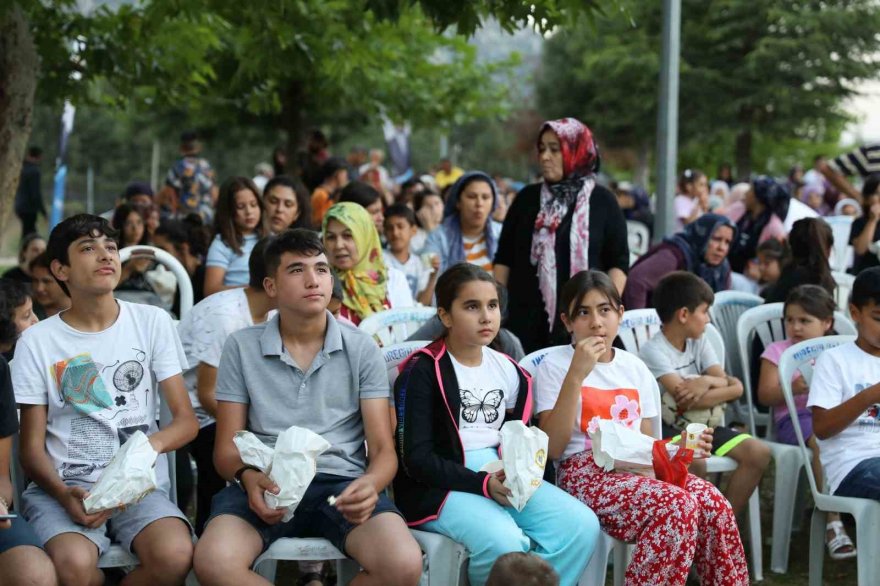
[534,270,749,585]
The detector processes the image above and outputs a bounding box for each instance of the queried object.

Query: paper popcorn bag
[83,431,158,514]
[235,426,331,522]
[499,421,549,512]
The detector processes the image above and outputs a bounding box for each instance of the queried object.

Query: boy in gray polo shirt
[193,229,422,586]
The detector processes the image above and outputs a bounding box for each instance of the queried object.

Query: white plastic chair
[626,220,650,257]
[778,336,880,585]
[833,198,862,218]
[358,307,438,346]
[619,309,763,581]
[120,245,195,318]
[832,271,856,313]
[824,215,855,273]
[735,302,856,573]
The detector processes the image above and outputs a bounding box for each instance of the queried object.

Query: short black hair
[27,146,42,158]
[47,214,119,296]
[248,236,273,289]
[319,157,348,183]
[0,279,32,347]
[339,181,382,209]
[654,271,714,323]
[122,181,154,201]
[28,251,52,273]
[384,203,416,227]
[851,267,880,310]
[264,229,325,276]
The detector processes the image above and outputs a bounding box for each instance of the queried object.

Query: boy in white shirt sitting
[809,267,880,500]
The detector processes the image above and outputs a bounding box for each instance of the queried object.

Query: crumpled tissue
[499,421,549,512]
[83,431,158,514]
[234,426,331,522]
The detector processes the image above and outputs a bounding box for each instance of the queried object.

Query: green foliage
[538,0,880,180]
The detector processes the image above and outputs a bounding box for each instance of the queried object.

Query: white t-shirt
[387,266,415,309]
[807,342,880,494]
[535,346,660,462]
[176,288,275,428]
[385,251,431,300]
[12,301,186,488]
[448,346,519,451]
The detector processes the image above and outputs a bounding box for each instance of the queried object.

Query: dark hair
[263,175,312,230]
[111,204,148,247]
[486,553,559,586]
[213,176,265,254]
[435,263,501,324]
[247,236,273,289]
[784,285,836,331]
[319,157,347,184]
[27,146,42,158]
[331,273,344,301]
[339,181,382,209]
[264,228,325,276]
[122,181,154,201]
[155,217,210,260]
[18,233,45,264]
[307,129,328,152]
[560,270,622,320]
[28,251,51,273]
[653,271,714,323]
[0,280,31,347]
[862,173,880,207]
[788,218,835,294]
[756,238,791,266]
[851,267,880,309]
[678,169,706,193]
[47,214,119,296]
[384,203,416,227]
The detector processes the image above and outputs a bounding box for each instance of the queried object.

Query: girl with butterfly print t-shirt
[393,264,599,586]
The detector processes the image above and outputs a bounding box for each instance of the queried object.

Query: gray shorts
[20,480,191,554]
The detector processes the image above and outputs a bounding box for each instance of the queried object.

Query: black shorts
[663,424,752,457]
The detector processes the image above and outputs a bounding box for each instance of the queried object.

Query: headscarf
[322,202,387,320]
[531,118,600,329]
[665,213,738,292]
[441,171,499,267]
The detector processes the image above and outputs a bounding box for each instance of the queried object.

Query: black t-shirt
[494,182,630,354]
[0,356,18,439]
[849,217,880,274]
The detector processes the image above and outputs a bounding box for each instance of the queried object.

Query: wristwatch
[233,465,262,492]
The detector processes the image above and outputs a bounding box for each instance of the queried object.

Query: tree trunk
[280,80,307,176]
[635,139,651,189]
[735,128,752,181]
[0,4,39,229]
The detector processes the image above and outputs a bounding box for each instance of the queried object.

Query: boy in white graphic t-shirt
[12,214,198,586]
[809,267,880,499]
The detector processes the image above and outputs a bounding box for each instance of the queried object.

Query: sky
[842,80,880,145]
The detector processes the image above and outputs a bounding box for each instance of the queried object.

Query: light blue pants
[423,447,599,586]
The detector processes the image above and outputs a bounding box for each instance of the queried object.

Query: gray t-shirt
[639,330,723,428]
[215,311,389,478]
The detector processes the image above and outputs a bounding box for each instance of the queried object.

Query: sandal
[826,520,857,560]
[297,572,325,586]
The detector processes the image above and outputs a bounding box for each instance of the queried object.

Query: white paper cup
[685,423,708,452]
[480,459,503,474]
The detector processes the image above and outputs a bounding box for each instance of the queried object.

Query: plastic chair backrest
[832,271,856,313]
[709,291,764,380]
[833,199,861,218]
[618,309,662,354]
[736,302,856,435]
[779,335,855,497]
[383,340,430,387]
[824,215,855,273]
[358,307,438,346]
[626,221,650,257]
[120,245,194,318]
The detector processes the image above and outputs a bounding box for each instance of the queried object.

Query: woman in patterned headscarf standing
[495,118,630,354]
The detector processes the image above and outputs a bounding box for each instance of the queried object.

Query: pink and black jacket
[392,338,533,526]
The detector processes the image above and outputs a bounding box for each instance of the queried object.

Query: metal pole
[86,165,94,214]
[653,0,681,243]
[150,139,160,193]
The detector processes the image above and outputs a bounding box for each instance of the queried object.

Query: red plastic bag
[652,439,693,488]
